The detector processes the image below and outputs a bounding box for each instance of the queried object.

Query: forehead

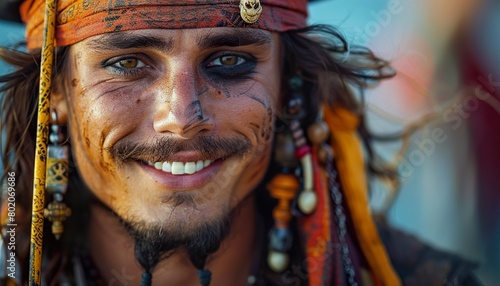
[79,28,276,53]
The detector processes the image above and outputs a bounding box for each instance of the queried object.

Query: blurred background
[1,0,499,284]
[308,0,500,285]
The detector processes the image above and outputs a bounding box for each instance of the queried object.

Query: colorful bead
[269,228,293,252]
[267,174,299,228]
[267,173,299,272]
[294,145,311,159]
[307,121,329,145]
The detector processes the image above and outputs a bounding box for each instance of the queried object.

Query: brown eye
[119,58,139,68]
[220,55,238,65]
[209,55,246,67]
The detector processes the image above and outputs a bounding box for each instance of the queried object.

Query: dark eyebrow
[197,29,273,50]
[86,33,174,52]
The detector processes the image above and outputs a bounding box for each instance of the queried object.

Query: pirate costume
[0,0,482,285]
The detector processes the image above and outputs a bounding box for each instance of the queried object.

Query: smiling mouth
[147,160,214,175]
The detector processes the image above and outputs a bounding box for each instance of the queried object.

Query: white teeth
[151,160,213,175]
[196,160,204,171]
[184,162,196,174]
[162,162,172,172]
[171,162,184,175]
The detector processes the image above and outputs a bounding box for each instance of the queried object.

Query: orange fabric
[19,0,308,50]
[322,105,401,286]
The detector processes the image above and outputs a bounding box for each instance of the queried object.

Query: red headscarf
[20,0,308,50]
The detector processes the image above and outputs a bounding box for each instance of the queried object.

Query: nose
[153,65,213,138]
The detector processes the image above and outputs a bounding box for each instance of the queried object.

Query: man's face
[61,28,281,231]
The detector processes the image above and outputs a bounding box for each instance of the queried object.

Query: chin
[116,187,233,230]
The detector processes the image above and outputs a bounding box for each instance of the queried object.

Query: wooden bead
[307,121,329,145]
[274,133,298,168]
[267,174,299,227]
[267,174,300,200]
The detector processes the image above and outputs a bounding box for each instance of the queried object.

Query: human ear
[49,81,68,125]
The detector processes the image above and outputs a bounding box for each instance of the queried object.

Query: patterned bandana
[20,0,308,50]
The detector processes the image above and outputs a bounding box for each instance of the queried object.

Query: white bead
[267,250,289,273]
[298,191,317,214]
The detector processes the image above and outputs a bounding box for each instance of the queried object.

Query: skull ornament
[239,0,263,24]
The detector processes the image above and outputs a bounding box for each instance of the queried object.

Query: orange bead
[267,174,300,200]
[267,174,300,227]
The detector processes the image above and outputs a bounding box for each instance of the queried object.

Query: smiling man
[0,0,482,286]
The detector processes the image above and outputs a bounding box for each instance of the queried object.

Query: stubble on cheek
[238,99,276,190]
[68,83,123,202]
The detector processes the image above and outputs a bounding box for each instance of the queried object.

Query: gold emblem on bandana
[239,0,263,24]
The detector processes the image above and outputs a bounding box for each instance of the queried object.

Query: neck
[87,195,258,285]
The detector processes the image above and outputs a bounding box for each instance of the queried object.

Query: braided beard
[120,209,233,280]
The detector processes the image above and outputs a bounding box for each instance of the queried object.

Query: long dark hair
[0,25,395,284]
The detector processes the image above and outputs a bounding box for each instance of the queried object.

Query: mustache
[107,135,252,163]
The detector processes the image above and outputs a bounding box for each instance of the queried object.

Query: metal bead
[44,201,71,240]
